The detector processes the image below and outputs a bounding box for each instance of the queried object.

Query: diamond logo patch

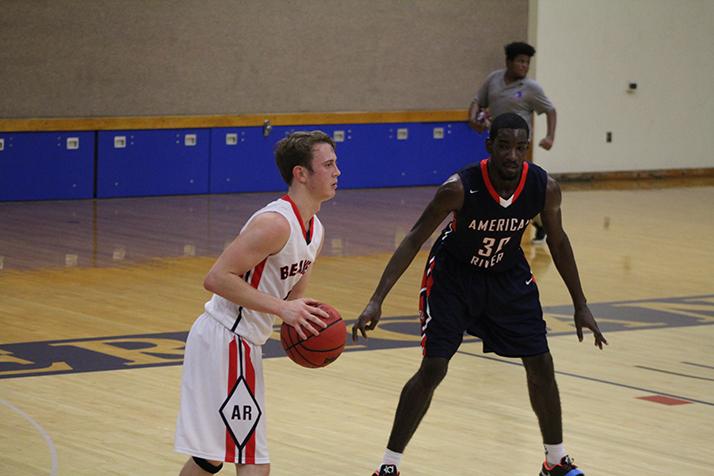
[219,376,262,448]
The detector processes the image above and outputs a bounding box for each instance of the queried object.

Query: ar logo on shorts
[219,376,262,448]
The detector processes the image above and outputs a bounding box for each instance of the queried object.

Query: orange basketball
[280,303,346,368]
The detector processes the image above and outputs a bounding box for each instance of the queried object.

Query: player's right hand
[281,298,328,340]
[352,301,382,342]
[574,305,608,349]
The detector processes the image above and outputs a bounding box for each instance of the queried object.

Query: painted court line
[0,398,59,476]
[455,349,714,407]
[682,361,714,371]
[635,365,714,382]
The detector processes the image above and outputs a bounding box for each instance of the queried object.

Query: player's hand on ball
[281,303,345,368]
[352,300,382,341]
[281,298,328,340]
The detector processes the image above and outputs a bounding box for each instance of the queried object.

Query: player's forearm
[545,109,557,139]
[370,237,422,304]
[205,271,286,315]
[548,234,587,309]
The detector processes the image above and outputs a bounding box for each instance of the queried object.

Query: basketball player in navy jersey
[353,113,607,476]
[175,131,340,476]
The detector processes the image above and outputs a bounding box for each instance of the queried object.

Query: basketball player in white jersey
[175,131,340,475]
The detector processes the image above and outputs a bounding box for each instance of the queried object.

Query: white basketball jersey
[204,195,324,345]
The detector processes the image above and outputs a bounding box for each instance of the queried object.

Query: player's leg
[484,262,557,441]
[387,251,469,450]
[180,457,223,475]
[486,264,582,474]
[371,357,448,476]
[176,320,270,475]
[235,463,270,475]
[522,351,562,444]
[386,356,449,451]
[372,253,468,475]
[176,316,233,475]
[230,340,270,476]
[178,457,272,475]
[522,352,583,475]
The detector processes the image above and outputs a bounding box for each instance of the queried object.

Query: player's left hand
[539,136,554,150]
[574,305,608,349]
[351,300,382,342]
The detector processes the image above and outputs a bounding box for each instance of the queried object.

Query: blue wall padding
[1,123,486,201]
[0,131,94,201]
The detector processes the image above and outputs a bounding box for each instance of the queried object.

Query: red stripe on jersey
[419,258,437,309]
[225,338,238,462]
[281,194,313,242]
[242,339,257,464]
[479,159,530,206]
[512,161,529,203]
[419,257,437,355]
[250,258,267,289]
[480,159,501,204]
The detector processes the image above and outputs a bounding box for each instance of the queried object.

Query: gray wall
[0,0,527,118]
[533,0,714,173]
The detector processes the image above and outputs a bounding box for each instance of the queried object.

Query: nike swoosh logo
[525,277,534,285]
[469,189,479,194]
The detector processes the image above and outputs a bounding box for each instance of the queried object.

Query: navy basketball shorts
[419,252,548,359]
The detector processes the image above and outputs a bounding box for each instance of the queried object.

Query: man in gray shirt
[469,41,557,151]
[469,41,557,242]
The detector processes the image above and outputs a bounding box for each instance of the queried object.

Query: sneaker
[539,455,584,476]
[372,464,400,476]
[532,223,547,243]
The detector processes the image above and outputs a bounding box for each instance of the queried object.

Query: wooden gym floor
[1,177,713,475]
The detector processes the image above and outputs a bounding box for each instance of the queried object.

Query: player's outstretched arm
[352,175,464,341]
[204,212,328,340]
[541,176,608,349]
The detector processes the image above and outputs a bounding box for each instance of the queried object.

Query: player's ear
[485,138,493,154]
[292,165,308,184]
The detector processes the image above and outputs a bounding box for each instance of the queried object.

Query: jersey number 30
[476,237,511,257]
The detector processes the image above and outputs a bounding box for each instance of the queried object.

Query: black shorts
[419,251,548,359]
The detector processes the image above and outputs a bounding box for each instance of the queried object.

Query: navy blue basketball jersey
[435,159,548,272]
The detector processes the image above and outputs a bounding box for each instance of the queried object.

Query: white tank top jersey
[203,195,324,345]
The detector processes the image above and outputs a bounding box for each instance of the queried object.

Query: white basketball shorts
[175,314,269,464]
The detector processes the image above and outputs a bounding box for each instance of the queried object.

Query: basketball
[280,303,346,368]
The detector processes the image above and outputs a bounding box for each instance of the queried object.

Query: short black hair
[505,41,536,61]
[274,130,335,185]
[489,112,530,140]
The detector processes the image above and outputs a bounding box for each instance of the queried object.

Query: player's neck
[487,164,520,198]
[285,189,320,225]
[503,71,524,84]
[491,178,518,198]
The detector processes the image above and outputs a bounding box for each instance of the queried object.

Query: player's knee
[192,457,223,474]
[522,352,554,385]
[417,357,448,388]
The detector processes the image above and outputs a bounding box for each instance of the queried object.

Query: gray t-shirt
[475,69,554,129]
